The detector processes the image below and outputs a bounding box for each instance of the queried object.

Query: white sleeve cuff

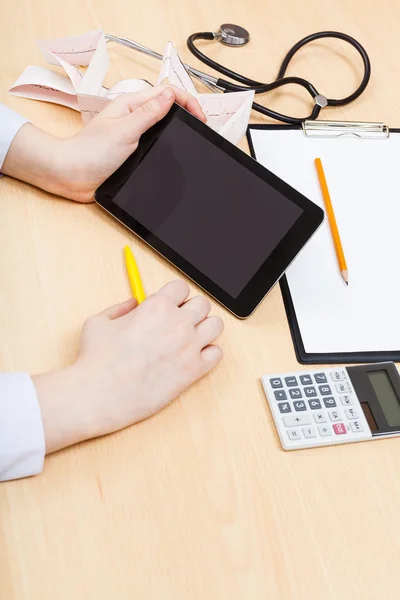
[0,373,45,481]
[0,103,30,170]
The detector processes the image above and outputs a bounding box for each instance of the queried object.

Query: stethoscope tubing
[187,30,371,124]
[105,29,371,125]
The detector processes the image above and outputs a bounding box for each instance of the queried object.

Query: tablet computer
[95,104,323,318]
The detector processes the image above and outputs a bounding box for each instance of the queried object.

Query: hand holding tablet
[96,104,323,317]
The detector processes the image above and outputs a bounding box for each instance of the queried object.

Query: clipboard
[247,120,400,365]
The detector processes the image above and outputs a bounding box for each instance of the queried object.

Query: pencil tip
[346,281,348,286]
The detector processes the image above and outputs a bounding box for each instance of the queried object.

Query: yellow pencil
[124,245,146,303]
[314,158,348,285]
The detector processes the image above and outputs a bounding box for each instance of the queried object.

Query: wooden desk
[2,1,400,598]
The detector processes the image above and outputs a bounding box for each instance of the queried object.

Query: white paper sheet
[249,128,400,354]
[9,31,254,143]
[156,40,198,96]
[199,91,254,145]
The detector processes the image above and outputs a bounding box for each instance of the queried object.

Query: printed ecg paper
[9,31,254,145]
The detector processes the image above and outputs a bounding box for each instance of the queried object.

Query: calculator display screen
[368,370,400,427]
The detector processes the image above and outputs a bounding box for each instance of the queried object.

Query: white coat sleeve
[0,373,45,481]
[0,103,29,170]
[0,105,44,481]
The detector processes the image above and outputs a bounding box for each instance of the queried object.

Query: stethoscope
[105,24,371,125]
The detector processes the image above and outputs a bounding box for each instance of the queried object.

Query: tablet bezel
[95,104,324,318]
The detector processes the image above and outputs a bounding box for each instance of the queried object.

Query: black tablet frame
[95,105,323,318]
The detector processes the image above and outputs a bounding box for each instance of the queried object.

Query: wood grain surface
[1,1,400,598]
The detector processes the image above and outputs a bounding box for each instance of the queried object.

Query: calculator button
[330,370,346,382]
[304,386,317,397]
[328,410,341,422]
[333,423,347,435]
[287,429,302,441]
[318,425,332,437]
[293,400,307,411]
[270,378,283,389]
[345,407,359,419]
[289,388,302,399]
[274,390,287,401]
[314,373,328,384]
[283,414,312,427]
[314,412,327,423]
[350,420,364,433]
[308,399,322,410]
[340,394,353,406]
[335,382,351,394]
[323,397,337,408]
[318,385,332,396]
[278,402,291,414]
[300,375,313,385]
[285,376,298,387]
[303,426,317,439]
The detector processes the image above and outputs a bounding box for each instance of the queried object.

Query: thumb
[102,297,138,320]
[124,87,175,142]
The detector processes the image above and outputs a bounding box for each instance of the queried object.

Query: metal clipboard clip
[302,120,390,139]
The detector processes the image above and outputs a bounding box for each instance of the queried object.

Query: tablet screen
[113,118,303,298]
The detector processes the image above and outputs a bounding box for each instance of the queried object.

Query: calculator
[261,362,400,450]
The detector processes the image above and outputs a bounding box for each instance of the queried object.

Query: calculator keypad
[262,367,372,450]
[314,412,327,423]
[328,410,341,422]
[293,401,307,411]
[314,373,328,384]
[318,425,332,437]
[323,397,336,408]
[345,408,359,419]
[333,423,347,435]
[350,420,364,432]
[303,426,317,438]
[304,387,317,397]
[270,378,283,389]
[308,399,321,410]
[283,415,311,427]
[331,370,346,382]
[335,382,351,394]
[340,394,353,406]
[318,385,332,395]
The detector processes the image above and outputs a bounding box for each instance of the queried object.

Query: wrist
[55,135,96,203]
[1,124,94,203]
[32,364,101,454]
[2,123,63,195]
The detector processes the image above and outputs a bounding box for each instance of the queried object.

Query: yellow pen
[124,245,146,304]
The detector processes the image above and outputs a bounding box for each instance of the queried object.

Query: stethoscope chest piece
[217,24,250,46]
